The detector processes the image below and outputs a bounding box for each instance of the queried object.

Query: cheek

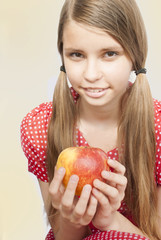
[108,59,132,82]
[66,71,80,87]
[65,64,83,87]
[64,60,77,83]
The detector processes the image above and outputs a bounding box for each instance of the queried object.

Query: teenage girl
[21,0,161,239]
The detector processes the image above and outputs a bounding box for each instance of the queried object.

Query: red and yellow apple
[56,146,109,195]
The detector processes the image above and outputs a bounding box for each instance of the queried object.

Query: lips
[83,87,108,98]
[86,88,104,93]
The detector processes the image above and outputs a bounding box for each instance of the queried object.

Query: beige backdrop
[0,1,161,240]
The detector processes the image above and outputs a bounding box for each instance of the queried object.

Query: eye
[70,52,83,58]
[104,51,118,57]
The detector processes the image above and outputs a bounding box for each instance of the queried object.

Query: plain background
[0,1,161,239]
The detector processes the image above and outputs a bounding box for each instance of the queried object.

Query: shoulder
[20,102,52,182]
[21,102,52,145]
[154,98,161,118]
[154,98,161,137]
[153,99,161,185]
[21,102,52,125]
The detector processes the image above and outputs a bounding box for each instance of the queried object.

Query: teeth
[87,89,103,93]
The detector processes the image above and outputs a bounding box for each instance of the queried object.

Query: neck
[77,98,120,129]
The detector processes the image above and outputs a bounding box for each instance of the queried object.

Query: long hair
[47,0,160,239]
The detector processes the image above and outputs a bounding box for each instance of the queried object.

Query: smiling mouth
[86,88,104,93]
[83,87,108,98]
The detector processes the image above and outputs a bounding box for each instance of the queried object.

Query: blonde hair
[47,0,160,239]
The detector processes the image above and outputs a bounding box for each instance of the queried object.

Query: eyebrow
[100,47,124,52]
[64,48,84,52]
[64,46,124,52]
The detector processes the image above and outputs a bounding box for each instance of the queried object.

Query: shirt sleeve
[154,99,161,185]
[20,102,52,182]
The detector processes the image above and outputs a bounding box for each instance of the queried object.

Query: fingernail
[102,171,110,177]
[58,167,65,174]
[83,184,92,192]
[93,179,99,187]
[108,159,113,162]
[101,170,110,178]
[70,175,79,182]
[108,159,115,164]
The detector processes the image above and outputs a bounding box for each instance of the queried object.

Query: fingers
[92,182,121,211]
[61,182,97,225]
[72,186,98,225]
[86,195,98,218]
[82,195,98,225]
[92,160,127,209]
[92,187,111,209]
[108,159,126,175]
[49,167,66,209]
[101,170,127,189]
[103,159,127,198]
[74,185,92,216]
[49,167,66,193]
[49,170,97,226]
[61,175,79,214]
[71,184,92,222]
[93,179,119,202]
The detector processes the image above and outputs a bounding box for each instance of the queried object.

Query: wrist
[60,215,83,229]
[92,211,118,231]
[92,211,146,237]
[55,216,90,240]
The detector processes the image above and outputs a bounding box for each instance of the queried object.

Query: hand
[91,159,127,230]
[49,167,98,228]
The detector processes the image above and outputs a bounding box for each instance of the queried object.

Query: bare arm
[98,211,146,236]
[157,186,161,235]
[38,180,50,214]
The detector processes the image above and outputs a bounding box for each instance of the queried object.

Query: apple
[56,146,109,196]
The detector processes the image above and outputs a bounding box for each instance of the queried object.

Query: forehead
[63,20,123,50]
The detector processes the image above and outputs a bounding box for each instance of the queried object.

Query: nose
[83,59,102,82]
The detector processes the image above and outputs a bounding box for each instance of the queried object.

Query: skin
[63,21,132,113]
[37,20,161,239]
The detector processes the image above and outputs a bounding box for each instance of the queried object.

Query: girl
[21,0,161,239]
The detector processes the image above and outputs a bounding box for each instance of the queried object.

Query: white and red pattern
[44,228,150,240]
[20,97,161,240]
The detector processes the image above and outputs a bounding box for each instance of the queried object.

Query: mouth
[83,87,108,98]
[86,88,105,93]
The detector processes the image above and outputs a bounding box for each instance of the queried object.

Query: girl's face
[63,20,133,110]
